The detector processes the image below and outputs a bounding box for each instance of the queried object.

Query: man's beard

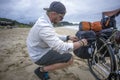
[53,22,58,24]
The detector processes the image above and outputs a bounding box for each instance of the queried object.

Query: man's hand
[69,36,79,42]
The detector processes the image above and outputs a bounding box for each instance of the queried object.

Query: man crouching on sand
[26,1,87,80]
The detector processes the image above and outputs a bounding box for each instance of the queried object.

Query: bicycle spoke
[88,37,116,80]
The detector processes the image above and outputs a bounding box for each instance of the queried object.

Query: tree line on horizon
[0,18,32,28]
[0,17,79,28]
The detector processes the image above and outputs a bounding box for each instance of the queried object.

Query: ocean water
[63,25,79,30]
[63,25,120,31]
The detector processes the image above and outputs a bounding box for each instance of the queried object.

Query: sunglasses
[57,14,64,20]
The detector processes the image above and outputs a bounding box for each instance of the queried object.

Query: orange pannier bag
[79,21,102,32]
[92,21,102,32]
[79,21,92,31]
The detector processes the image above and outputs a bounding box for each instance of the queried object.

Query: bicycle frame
[102,29,120,79]
[87,8,120,80]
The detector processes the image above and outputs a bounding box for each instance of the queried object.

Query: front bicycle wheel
[88,38,117,80]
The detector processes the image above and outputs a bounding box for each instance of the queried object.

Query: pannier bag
[74,31,96,59]
[97,28,113,57]
[76,30,96,44]
[79,21,91,31]
[98,28,113,39]
[79,21,102,32]
[115,31,120,44]
[101,17,116,29]
[79,17,116,32]
[74,46,93,59]
[96,38,110,57]
[92,21,102,31]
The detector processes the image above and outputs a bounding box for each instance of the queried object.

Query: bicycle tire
[88,38,117,80]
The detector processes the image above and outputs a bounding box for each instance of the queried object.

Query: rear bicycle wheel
[88,38,117,80]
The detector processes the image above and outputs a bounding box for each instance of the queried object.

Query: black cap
[43,1,66,14]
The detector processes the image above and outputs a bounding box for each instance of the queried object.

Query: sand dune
[0,27,96,80]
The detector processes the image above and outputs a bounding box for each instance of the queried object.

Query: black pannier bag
[76,30,96,44]
[98,28,113,39]
[101,17,116,29]
[74,31,96,59]
[96,28,113,57]
[115,31,120,44]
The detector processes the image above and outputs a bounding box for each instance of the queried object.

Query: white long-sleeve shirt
[26,13,73,62]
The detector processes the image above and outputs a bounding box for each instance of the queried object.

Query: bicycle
[74,8,120,80]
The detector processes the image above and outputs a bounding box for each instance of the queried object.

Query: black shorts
[35,50,72,66]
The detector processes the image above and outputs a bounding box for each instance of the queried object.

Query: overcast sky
[0,0,120,24]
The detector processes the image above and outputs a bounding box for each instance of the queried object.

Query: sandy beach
[0,27,96,80]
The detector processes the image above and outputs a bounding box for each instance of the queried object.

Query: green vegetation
[54,21,78,27]
[0,18,79,28]
[18,24,31,28]
[0,18,32,28]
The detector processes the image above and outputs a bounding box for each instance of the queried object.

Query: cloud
[0,0,120,23]
[62,0,120,22]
